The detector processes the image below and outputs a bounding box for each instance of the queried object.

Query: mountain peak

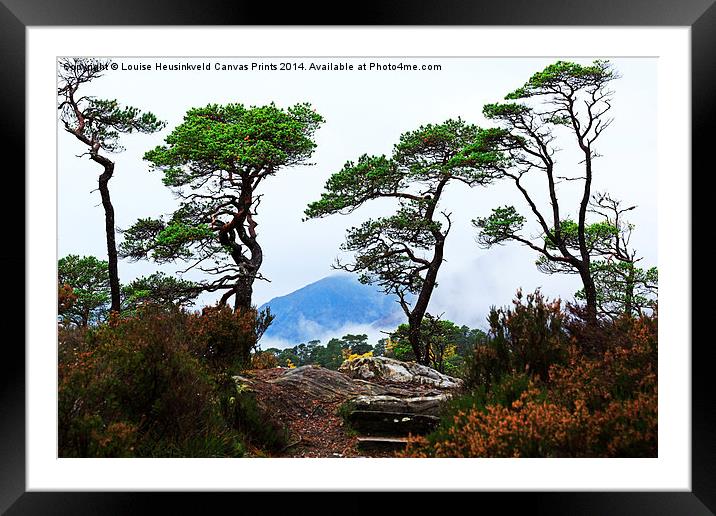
[259,275,406,346]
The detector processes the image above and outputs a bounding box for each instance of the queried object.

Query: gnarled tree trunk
[233,274,254,312]
[578,265,598,327]
[95,159,121,314]
[406,234,446,366]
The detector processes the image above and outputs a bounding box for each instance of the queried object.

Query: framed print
[1,0,712,513]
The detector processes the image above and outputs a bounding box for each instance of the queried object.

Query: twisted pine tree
[58,58,165,313]
[472,60,620,326]
[120,102,324,310]
[305,119,503,365]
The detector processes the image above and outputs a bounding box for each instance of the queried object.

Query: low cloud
[426,246,582,331]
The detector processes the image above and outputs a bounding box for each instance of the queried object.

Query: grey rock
[339,356,463,390]
[351,394,452,417]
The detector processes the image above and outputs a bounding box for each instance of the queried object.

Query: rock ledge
[339,356,463,390]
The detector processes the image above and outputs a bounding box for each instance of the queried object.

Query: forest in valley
[57,58,658,458]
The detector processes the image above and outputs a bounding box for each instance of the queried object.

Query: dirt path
[241,366,433,458]
[240,368,363,457]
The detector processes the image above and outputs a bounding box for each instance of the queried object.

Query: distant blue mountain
[259,274,407,344]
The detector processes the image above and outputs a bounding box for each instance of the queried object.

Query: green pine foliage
[121,102,325,309]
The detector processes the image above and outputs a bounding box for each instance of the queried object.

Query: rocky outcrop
[267,365,377,400]
[351,394,450,417]
[233,359,464,456]
[339,356,463,390]
[337,358,463,440]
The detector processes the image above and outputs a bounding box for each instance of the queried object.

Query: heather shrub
[186,304,262,371]
[552,309,657,410]
[58,324,92,374]
[405,379,655,458]
[404,386,590,458]
[58,303,278,457]
[426,372,534,447]
[58,305,245,457]
[402,308,657,458]
[463,289,569,390]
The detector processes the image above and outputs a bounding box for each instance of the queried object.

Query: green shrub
[443,353,465,378]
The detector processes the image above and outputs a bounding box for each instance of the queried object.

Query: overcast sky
[57,57,657,333]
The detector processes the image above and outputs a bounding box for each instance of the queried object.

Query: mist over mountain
[259,274,407,347]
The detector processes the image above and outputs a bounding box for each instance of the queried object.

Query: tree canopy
[120,102,325,310]
[58,58,165,313]
[306,119,503,364]
[58,255,110,327]
[120,272,201,313]
[58,59,165,154]
[58,255,205,326]
[472,60,620,325]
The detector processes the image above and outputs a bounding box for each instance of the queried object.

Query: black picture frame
[1,1,709,513]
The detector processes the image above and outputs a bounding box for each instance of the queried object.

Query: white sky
[57,57,657,330]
